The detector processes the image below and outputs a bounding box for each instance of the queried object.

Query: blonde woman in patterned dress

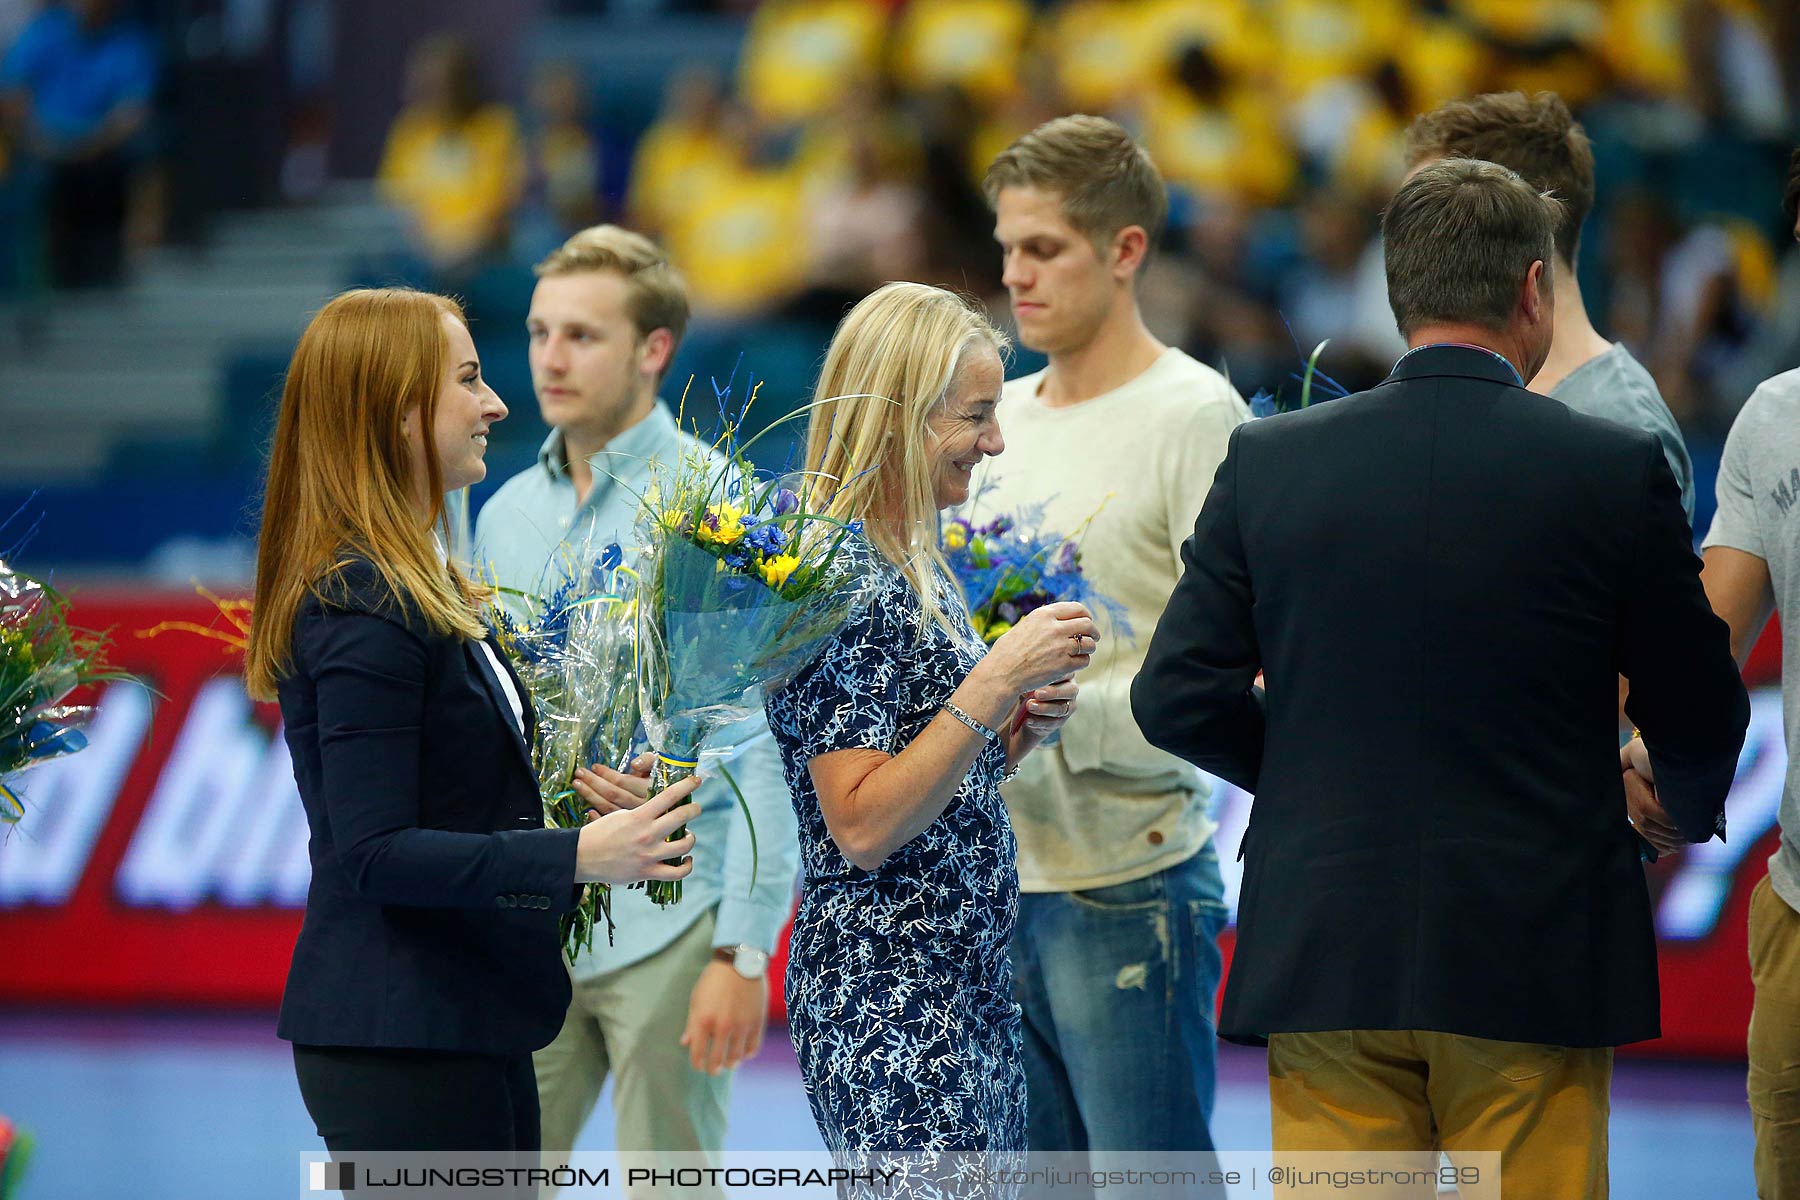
[765,282,1098,1194]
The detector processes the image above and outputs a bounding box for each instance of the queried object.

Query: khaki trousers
[1268,1028,1612,1200]
[1750,874,1800,1199]
[533,910,728,1196]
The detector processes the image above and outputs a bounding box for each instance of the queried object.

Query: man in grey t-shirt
[1404,92,1694,525]
[1551,342,1693,523]
[1677,153,1800,1200]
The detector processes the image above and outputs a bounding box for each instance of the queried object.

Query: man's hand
[1623,767,1683,857]
[679,960,768,1075]
[1620,733,1657,784]
[1006,677,1078,766]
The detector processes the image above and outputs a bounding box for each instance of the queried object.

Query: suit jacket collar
[1388,343,1525,388]
[466,626,538,785]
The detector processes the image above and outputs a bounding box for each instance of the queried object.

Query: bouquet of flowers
[631,383,877,906]
[942,491,1128,646]
[488,540,642,959]
[1,557,130,825]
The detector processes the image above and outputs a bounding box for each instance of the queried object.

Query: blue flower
[723,547,753,571]
[745,523,787,555]
[772,488,799,515]
[23,722,84,759]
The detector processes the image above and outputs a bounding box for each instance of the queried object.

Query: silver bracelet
[942,700,1001,744]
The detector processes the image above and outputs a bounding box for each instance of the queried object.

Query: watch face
[733,947,769,979]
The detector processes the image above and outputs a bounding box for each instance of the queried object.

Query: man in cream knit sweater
[973,116,1247,1161]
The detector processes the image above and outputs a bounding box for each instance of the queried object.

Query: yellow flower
[943,522,968,551]
[695,502,747,545]
[980,619,1010,643]
[759,553,800,590]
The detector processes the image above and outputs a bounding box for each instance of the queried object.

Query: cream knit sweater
[963,347,1248,891]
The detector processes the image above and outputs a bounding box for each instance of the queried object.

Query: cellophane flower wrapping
[632,437,877,906]
[942,488,1131,646]
[0,558,128,824]
[487,539,641,960]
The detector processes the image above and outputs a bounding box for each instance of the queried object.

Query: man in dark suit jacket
[1131,158,1748,1199]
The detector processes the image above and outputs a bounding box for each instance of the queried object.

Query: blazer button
[1147,830,1165,845]
[536,897,550,909]
[496,895,511,908]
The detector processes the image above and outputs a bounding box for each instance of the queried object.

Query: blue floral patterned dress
[766,558,1025,1178]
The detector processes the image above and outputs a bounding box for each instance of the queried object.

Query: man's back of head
[1383,158,1562,379]
[1403,92,1594,269]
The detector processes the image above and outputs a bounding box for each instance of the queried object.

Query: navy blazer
[274,556,581,1055]
[1133,345,1748,1049]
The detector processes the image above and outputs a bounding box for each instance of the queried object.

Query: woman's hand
[984,601,1099,695]
[569,753,658,814]
[573,773,702,884]
[1008,676,1078,765]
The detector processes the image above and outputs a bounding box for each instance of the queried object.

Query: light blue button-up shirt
[473,402,799,979]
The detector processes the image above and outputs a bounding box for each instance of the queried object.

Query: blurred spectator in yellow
[626,68,733,241]
[1272,0,1403,160]
[786,110,926,322]
[893,0,1030,107]
[1042,0,1270,119]
[1142,43,1294,209]
[1600,0,1691,101]
[521,62,602,254]
[738,0,884,127]
[376,35,524,272]
[661,103,806,317]
[1136,0,1271,80]
[0,0,157,288]
[1267,0,1399,103]
[1331,61,1418,202]
[1045,0,1152,113]
[1451,0,1607,107]
[968,50,1066,194]
[1392,15,1486,112]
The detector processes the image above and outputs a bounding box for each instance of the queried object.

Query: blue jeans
[1011,844,1227,1161]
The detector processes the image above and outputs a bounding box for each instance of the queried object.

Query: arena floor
[0,1009,1756,1198]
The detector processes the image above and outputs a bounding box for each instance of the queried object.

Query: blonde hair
[535,224,691,377]
[983,114,1168,253]
[803,282,1008,637]
[245,288,493,701]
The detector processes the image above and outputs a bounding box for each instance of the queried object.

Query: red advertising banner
[0,592,1783,1057]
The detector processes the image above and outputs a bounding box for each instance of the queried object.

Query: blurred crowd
[4,0,1799,432]
[0,0,158,290]
[368,0,1800,430]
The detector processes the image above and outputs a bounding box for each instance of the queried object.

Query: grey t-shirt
[1552,343,1695,526]
[1703,365,1800,914]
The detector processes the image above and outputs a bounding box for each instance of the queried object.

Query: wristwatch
[713,944,769,981]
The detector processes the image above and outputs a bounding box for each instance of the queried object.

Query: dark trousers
[293,1043,542,1153]
[46,152,129,288]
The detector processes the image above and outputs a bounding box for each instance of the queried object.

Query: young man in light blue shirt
[473,225,798,1171]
